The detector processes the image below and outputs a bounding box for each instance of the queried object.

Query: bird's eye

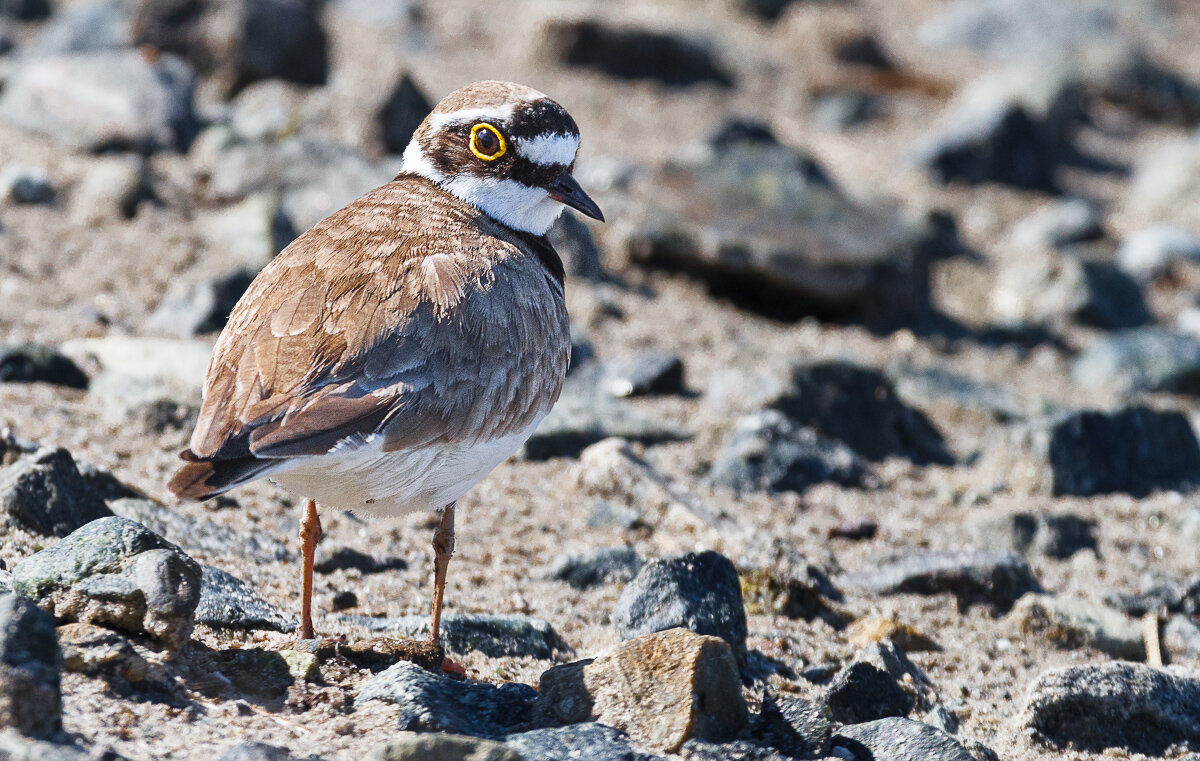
[469,123,506,161]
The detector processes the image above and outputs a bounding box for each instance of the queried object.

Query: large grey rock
[1009,593,1144,660]
[1047,407,1200,497]
[107,498,290,563]
[1020,662,1200,753]
[507,723,662,761]
[746,691,831,759]
[0,594,61,739]
[357,661,536,739]
[1072,329,1200,396]
[12,517,202,650]
[833,718,974,761]
[342,613,565,659]
[613,551,747,651]
[822,662,914,724]
[195,565,295,633]
[843,549,1039,611]
[0,50,196,152]
[0,448,113,537]
[548,20,732,88]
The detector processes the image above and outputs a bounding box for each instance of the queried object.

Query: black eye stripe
[510,157,567,187]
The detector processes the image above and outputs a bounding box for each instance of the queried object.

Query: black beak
[545,172,604,222]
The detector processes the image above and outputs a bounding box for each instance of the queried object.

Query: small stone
[331,591,358,611]
[1009,199,1102,249]
[1019,662,1200,753]
[0,593,62,739]
[357,660,536,738]
[613,551,747,651]
[195,565,296,633]
[823,662,914,724]
[228,80,306,142]
[523,387,688,460]
[548,20,732,87]
[547,212,608,281]
[747,691,832,759]
[0,165,54,205]
[507,723,660,761]
[969,512,1097,559]
[846,617,941,652]
[1164,615,1200,661]
[70,156,145,223]
[535,628,748,753]
[834,35,895,70]
[856,641,936,711]
[197,193,294,270]
[12,516,202,650]
[216,741,297,761]
[833,718,974,761]
[991,254,1152,331]
[208,649,294,698]
[843,548,1040,611]
[545,547,642,590]
[58,622,148,684]
[0,447,113,536]
[367,734,519,761]
[603,353,685,398]
[739,566,848,628]
[343,613,566,659]
[314,546,406,575]
[108,497,288,563]
[378,73,432,154]
[147,269,257,337]
[587,500,642,530]
[889,365,1023,421]
[679,740,793,760]
[925,705,960,735]
[1047,407,1200,497]
[278,650,318,683]
[0,730,89,760]
[812,91,886,130]
[710,410,871,494]
[1009,593,1144,660]
[1072,329,1200,396]
[0,344,88,389]
[1118,225,1200,281]
[1107,575,1200,618]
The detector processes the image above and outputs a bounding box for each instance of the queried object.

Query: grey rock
[228,80,307,143]
[368,734,519,761]
[843,548,1039,611]
[379,73,432,154]
[0,0,48,20]
[889,365,1023,421]
[1164,615,1200,661]
[548,20,732,88]
[586,500,642,530]
[628,136,938,328]
[1107,575,1200,619]
[1096,49,1200,126]
[59,336,213,406]
[603,352,685,398]
[545,547,642,590]
[0,51,196,152]
[969,512,1097,559]
[522,382,688,460]
[70,156,146,224]
[1019,662,1200,753]
[1009,199,1102,249]
[748,691,831,759]
[992,256,1152,331]
[147,269,256,337]
[924,705,960,735]
[1047,406,1200,497]
[613,550,747,651]
[679,740,793,760]
[710,409,871,494]
[1072,329,1200,396]
[833,718,974,761]
[0,571,9,594]
[357,660,536,738]
[314,546,406,575]
[856,641,936,711]
[769,361,953,465]
[0,593,61,739]
[1118,225,1200,281]
[12,516,202,649]
[195,565,296,633]
[1009,593,1144,660]
[0,165,53,205]
[812,91,886,130]
[195,193,294,271]
[507,723,660,761]
[823,662,913,725]
[548,212,608,282]
[0,344,88,389]
[23,0,131,57]
[58,622,148,684]
[740,0,802,22]
[342,613,566,659]
[0,730,90,760]
[0,448,113,536]
[1124,133,1200,236]
[108,498,290,563]
[217,742,298,761]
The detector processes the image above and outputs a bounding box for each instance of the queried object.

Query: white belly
[269,413,544,515]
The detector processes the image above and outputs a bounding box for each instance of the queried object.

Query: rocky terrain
[2,0,1200,759]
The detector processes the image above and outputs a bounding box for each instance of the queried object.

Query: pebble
[924,705,960,735]
[613,550,747,651]
[842,548,1040,611]
[769,362,953,465]
[108,497,290,564]
[545,546,642,590]
[147,269,257,337]
[196,193,293,270]
[747,691,831,759]
[547,212,608,282]
[217,742,305,761]
[1009,198,1102,249]
[12,516,203,650]
[357,660,536,738]
[23,0,130,57]
[1046,406,1200,497]
[968,512,1097,559]
[0,50,196,152]
[990,255,1152,331]
[1019,662,1200,753]
[1009,593,1144,660]
[0,344,89,389]
[846,617,941,652]
[888,365,1023,421]
[548,20,732,87]
[314,546,406,575]
[523,385,688,460]
[535,628,747,753]
[343,613,566,659]
[1117,225,1200,281]
[70,155,146,224]
[506,723,661,761]
[0,165,54,205]
[1072,328,1200,396]
[367,734,517,761]
[194,565,296,633]
[0,593,62,739]
[710,409,871,494]
[856,641,936,710]
[58,622,148,684]
[0,731,89,760]
[228,80,307,143]
[0,447,113,536]
[603,352,685,398]
[822,662,914,724]
[832,718,974,761]
[378,73,432,154]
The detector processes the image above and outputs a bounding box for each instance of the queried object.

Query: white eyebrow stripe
[426,105,516,132]
[516,133,579,166]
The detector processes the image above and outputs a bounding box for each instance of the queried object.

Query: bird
[167,80,603,658]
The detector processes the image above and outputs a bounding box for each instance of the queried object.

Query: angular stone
[0,730,89,760]
[823,662,914,724]
[856,641,936,711]
[0,593,61,739]
[843,549,1039,611]
[747,691,831,759]
[833,718,974,761]
[1047,407,1200,497]
[108,498,290,564]
[12,517,203,649]
[710,410,871,494]
[367,734,518,761]
[548,212,608,282]
[968,512,1097,559]
[314,546,406,575]
[0,448,113,537]
[1020,662,1200,753]
[535,628,748,753]
[506,723,662,761]
[1118,225,1200,281]
[602,353,685,398]
[1072,329,1200,396]
[545,547,642,590]
[216,742,299,761]
[357,660,536,739]
[148,269,256,337]
[614,551,747,651]
[1009,593,1144,660]
[195,565,296,633]
[344,613,565,659]
[58,623,148,683]
[889,365,1023,421]
[378,73,432,154]
[0,344,87,389]
[548,20,732,87]
[1009,198,1102,249]
[523,388,688,460]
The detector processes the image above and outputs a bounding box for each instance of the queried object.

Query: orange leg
[428,502,456,648]
[299,498,322,640]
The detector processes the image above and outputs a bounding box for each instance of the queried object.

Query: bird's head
[400,80,604,235]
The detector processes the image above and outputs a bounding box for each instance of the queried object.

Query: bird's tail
[168,450,276,500]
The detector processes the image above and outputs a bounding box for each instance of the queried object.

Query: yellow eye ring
[469,123,507,161]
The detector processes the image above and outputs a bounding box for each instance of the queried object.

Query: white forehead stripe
[516,133,579,166]
[426,104,516,132]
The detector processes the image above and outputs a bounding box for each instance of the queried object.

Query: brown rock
[58,623,148,683]
[535,627,748,752]
[847,616,941,652]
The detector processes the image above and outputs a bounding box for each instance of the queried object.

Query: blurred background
[2,0,1200,757]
